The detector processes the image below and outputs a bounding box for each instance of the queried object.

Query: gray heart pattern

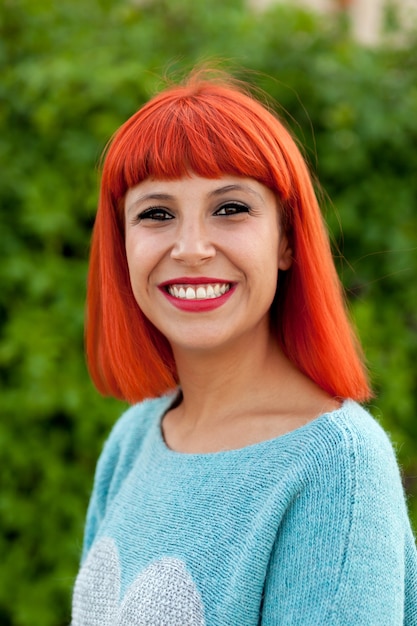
[71,537,206,625]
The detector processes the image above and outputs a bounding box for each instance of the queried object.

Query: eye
[135,207,174,222]
[214,201,250,216]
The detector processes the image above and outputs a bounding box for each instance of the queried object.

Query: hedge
[1,1,416,623]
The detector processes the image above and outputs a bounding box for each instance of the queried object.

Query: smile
[166,283,231,300]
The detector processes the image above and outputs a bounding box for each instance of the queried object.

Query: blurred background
[1,0,416,623]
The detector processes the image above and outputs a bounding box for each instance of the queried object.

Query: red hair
[86,71,372,403]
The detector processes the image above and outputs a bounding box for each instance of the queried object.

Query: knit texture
[72,395,417,625]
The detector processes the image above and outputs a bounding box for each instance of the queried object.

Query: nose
[170,218,216,265]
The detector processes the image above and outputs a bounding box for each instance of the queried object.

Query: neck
[171,329,294,427]
[164,326,338,454]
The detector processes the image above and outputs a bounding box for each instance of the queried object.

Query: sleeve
[260,414,417,626]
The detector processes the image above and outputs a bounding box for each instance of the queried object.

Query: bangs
[102,83,294,210]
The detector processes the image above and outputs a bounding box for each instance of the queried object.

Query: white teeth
[167,283,231,300]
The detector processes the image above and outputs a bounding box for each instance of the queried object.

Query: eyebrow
[208,184,264,202]
[126,183,264,214]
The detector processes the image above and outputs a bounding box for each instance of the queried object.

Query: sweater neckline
[152,393,352,459]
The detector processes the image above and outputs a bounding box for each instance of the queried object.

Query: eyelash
[134,201,251,223]
[135,207,174,222]
[214,202,250,216]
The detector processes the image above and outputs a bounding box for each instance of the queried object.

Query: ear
[278,234,293,271]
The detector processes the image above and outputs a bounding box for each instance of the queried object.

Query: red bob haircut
[86,70,372,404]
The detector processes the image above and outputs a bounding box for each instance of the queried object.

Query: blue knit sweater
[72,394,417,625]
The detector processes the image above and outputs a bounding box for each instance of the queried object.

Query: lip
[159,276,231,287]
[158,277,236,312]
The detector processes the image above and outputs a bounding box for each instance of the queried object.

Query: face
[124,175,292,355]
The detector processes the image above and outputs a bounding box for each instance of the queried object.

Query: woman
[72,70,417,625]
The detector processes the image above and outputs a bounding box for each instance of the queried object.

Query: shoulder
[273,400,412,565]
[300,400,400,468]
[261,402,416,624]
[104,393,174,453]
[296,400,407,515]
[81,393,176,559]
[92,393,175,507]
[323,400,400,473]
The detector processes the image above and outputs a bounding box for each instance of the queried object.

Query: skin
[125,174,339,453]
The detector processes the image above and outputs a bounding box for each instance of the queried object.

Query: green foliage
[1,0,416,623]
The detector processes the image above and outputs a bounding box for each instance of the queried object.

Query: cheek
[240,238,280,299]
[247,230,280,271]
[125,239,138,282]
[125,235,169,317]
[125,238,150,298]
[259,234,281,297]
